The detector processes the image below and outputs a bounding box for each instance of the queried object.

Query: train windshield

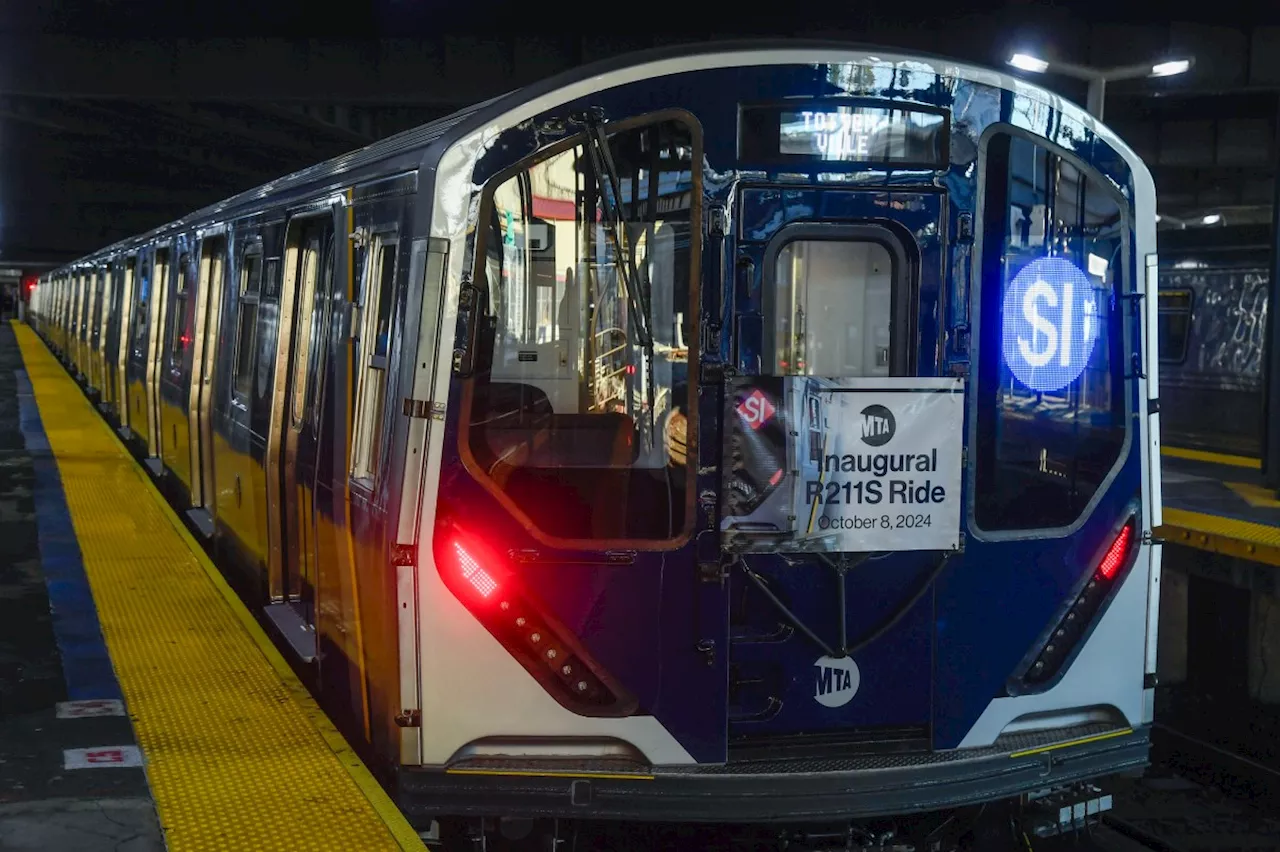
[463,115,698,542]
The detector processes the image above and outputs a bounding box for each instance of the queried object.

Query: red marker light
[1096,523,1133,580]
[452,539,499,598]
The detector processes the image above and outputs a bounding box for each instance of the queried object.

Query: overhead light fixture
[1201,213,1222,225]
[1154,214,1163,222]
[1009,53,1050,74]
[1150,59,1192,78]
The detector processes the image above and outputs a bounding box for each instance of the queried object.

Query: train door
[722,188,947,752]
[75,273,88,378]
[187,236,228,533]
[116,259,136,426]
[265,212,335,659]
[144,250,171,469]
[95,267,112,404]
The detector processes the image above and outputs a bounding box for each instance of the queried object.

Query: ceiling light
[1201,213,1222,225]
[1151,59,1192,77]
[1009,53,1050,73]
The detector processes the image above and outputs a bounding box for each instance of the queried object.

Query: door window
[773,239,894,377]
[233,248,263,399]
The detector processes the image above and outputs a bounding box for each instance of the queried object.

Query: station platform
[1158,446,1280,566]
[0,321,425,850]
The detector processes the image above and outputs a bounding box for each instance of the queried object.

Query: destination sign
[739,102,948,167]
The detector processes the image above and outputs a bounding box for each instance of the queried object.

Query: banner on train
[721,376,964,553]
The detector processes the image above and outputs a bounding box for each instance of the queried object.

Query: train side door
[144,250,171,468]
[116,259,135,426]
[265,212,335,660]
[187,236,228,533]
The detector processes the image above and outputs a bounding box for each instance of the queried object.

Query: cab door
[723,186,948,751]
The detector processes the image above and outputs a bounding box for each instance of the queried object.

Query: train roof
[49,39,1146,276]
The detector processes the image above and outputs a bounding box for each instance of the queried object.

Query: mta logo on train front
[737,389,776,430]
[813,656,860,708]
[1002,256,1101,393]
[859,404,895,446]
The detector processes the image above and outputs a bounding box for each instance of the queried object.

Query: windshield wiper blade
[576,110,653,352]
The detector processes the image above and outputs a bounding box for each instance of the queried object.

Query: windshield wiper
[574,109,657,438]
[575,110,654,352]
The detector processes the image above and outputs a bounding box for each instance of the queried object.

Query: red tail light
[432,517,637,716]
[1095,523,1133,581]
[1023,517,1138,687]
[451,539,499,598]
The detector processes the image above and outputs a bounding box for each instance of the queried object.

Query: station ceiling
[2,2,1278,265]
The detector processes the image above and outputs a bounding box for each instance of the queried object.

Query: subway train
[1157,234,1269,458]
[28,41,1161,848]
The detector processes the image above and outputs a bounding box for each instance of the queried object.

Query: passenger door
[266,212,335,660]
[144,250,171,469]
[187,236,228,534]
[722,187,947,751]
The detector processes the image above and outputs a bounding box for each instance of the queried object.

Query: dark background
[1,0,1278,266]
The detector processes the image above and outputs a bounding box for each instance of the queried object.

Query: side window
[351,237,399,482]
[169,253,192,366]
[463,115,699,542]
[132,259,151,355]
[1157,289,1192,363]
[233,248,263,398]
[974,131,1128,532]
[290,233,332,427]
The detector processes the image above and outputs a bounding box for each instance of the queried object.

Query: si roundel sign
[737,388,775,430]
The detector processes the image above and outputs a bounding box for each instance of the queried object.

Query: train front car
[400,44,1161,839]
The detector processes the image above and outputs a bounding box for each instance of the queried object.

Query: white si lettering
[1018,279,1059,368]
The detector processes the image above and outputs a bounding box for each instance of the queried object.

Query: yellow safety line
[1157,507,1280,568]
[14,323,425,852]
[1161,445,1261,470]
[1007,728,1133,759]
[446,768,654,781]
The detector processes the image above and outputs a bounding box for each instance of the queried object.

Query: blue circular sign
[1002,256,1101,392]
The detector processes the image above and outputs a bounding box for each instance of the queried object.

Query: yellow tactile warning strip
[1158,506,1280,568]
[14,324,425,852]
[1161,445,1261,470]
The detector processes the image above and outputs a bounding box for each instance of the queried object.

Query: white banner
[722,376,965,553]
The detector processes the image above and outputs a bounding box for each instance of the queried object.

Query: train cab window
[233,249,263,398]
[1158,289,1192,363]
[974,131,1128,532]
[772,236,897,376]
[463,115,699,542]
[351,238,399,483]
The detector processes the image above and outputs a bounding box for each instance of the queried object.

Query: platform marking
[57,698,125,718]
[1161,445,1261,470]
[14,323,425,852]
[14,367,123,702]
[64,746,143,769]
[1225,480,1280,510]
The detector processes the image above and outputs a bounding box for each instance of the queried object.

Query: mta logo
[813,655,860,708]
[859,404,895,447]
[737,389,775,431]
